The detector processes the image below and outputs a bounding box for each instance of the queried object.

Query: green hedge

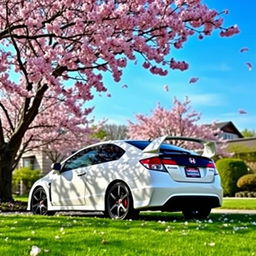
[216,158,248,196]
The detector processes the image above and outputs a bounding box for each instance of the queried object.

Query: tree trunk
[0,84,49,202]
[0,154,14,202]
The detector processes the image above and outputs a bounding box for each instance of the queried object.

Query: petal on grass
[30,246,41,256]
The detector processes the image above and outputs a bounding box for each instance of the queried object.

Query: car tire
[31,187,55,216]
[182,208,211,220]
[105,182,137,220]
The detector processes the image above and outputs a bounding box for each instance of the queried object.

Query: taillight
[140,157,177,172]
[162,159,177,165]
[207,162,219,175]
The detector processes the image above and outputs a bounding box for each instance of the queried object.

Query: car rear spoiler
[142,136,216,158]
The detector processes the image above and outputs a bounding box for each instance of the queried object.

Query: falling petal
[238,109,247,114]
[240,47,249,53]
[246,62,252,71]
[106,93,111,97]
[163,85,169,92]
[122,84,128,88]
[189,77,199,84]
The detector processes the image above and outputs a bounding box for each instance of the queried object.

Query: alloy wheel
[106,182,132,219]
[31,187,48,215]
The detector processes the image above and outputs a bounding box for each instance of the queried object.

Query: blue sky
[90,0,256,131]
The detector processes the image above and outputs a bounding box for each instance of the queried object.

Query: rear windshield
[126,140,192,154]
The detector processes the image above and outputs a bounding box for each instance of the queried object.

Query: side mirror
[51,163,62,173]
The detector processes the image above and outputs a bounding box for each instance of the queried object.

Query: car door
[83,144,125,202]
[51,147,98,207]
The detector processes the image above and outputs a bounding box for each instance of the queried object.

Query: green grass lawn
[0,213,255,256]
[220,198,256,210]
[13,195,29,202]
[14,195,256,210]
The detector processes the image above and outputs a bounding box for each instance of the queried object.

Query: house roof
[213,121,243,138]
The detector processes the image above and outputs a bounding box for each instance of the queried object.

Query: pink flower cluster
[170,59,189,71]
[128,97,226,154]
[220,25,240,37]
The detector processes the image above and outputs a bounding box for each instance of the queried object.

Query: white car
[27,136,223,219]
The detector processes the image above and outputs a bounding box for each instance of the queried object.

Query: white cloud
[189,93,225,107]
[202,63,233,72]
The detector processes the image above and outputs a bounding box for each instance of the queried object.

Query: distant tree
[92,124,128,140]
[241,129,256,138]
[91,126,108,141]
[104,124,128,140]
[128,97,224,152]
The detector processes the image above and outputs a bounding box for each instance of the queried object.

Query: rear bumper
[133,171,223,211]
[160,195,221,211]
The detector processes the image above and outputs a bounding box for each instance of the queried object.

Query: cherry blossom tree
[128,97,224,151]
[0,0,238,202]
[1,89,95,162]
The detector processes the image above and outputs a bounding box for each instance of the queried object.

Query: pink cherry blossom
[220,25,240,37]
[128,97,226,155]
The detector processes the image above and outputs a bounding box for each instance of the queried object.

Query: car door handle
[77,172,87,177]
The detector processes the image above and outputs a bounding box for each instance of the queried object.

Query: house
[18,150,53,174]
[210,121,256,171]
[213,121,243,140]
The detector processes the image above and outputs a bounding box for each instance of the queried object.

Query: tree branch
[9,83,48,152]
[0,101,14,132]
[0,119,5,146]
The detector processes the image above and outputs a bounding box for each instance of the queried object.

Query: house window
[222,133,239,140]
[23,156,36,169]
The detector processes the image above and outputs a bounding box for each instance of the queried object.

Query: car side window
[62,147,98,172]
[95,144,125,164]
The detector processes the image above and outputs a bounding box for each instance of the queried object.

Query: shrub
[237,174,256,191]
[12,167,41,195]
[216,158,248,196]
[235,191,256,198]
[0,201,27,212]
